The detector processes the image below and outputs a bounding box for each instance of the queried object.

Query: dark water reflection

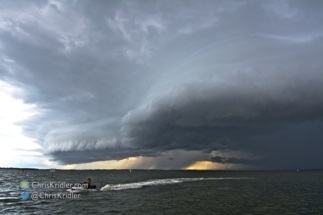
[0,170,322,214]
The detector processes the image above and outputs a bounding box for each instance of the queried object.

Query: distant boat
[296,169,299,172]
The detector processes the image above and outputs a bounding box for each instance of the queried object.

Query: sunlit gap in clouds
[61,157,246,170]
[59,149,253,170]
[62,157,156,170]
[0,80,45,167]
[186,161,233,170]
[61,157,227,170]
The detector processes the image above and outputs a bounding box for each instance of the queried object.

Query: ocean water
[0,170,322,214]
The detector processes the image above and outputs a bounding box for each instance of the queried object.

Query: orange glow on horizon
[60,157,241,170]
[185,161,233,170]
[61,156,156,170]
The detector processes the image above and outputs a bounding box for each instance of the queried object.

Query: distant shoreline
[0,167,39,170]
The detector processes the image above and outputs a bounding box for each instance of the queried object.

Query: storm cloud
[0,0,322,169]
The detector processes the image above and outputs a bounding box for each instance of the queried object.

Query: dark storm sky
[0,0,322,169]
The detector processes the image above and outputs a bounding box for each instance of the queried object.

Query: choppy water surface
[0,170,322,214]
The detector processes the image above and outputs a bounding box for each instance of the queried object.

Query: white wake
[100,177,250,191]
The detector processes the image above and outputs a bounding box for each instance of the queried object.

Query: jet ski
[67,183,99,193]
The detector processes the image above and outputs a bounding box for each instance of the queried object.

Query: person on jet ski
[87,178,92,189]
